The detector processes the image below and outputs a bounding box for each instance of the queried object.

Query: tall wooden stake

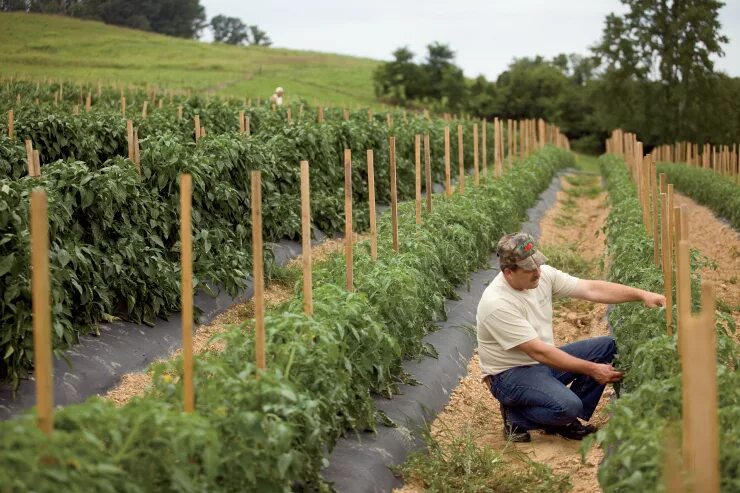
[344,150,353,292]
[415,134,422,224]
[25,140,34,177]
[457,125,465,194]
[251,171,265,372]
[681,282,719,493]
[473,123,479,185]
[424,133,432,213]
[389,137,399,252]
[444,126,451,196]
[481,121,488,177]
[31,189,53,435]
[367,150,378,260]
[661,191,673,335]
[180,174,194,413]
[300,161,313,315]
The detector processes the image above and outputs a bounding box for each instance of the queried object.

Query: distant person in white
[270,86,284,106]
[477,232,665,442]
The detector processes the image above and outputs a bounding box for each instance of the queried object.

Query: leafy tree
[373,47,423,104]
[23,0,206,38]
[248,25,272,46]
[494,57,569,121]
[423,42,457,100]
[593,0,728,142]
[149,0,205,39]
[210,14,248,45]
[1,0,28,10]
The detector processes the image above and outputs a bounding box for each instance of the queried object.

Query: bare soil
[396,174,611,493]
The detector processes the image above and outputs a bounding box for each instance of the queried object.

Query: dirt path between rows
[396,172,611,493]
[672,193,740,342]
[105,235,366,405]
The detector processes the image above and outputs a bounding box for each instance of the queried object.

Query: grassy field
[0,13,380,107]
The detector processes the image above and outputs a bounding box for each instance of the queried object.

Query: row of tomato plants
[1,92,486,177]
[0,110,500,386]
[656,162,740,230]
[589,154,739,492]
[0,146,574,492]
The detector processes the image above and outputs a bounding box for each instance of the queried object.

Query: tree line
[0,1,271,46]
[374,0,739,153]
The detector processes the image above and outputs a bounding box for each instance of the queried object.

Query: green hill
[0,13,380,107]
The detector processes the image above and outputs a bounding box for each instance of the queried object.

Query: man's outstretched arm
[569,279,665,307]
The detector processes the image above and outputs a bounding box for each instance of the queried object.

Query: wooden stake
[344,150,354,292]
[662,425,686,493]
[245,117,250,136]
[25,140,34,177]
[424,133,432,214]
[177,105,183,120]
[239,111,245,133]
[367,150,377,260]
[481,121,488,177]
[444,126,451,196]
[141,101,148,119]
[457,125,465,194]
[7,110,13,138]
[473,123,479,186]
[133,129,141,176]
[286,108,292,124]
[661,191,673,335]
[180,174,194,413]
[126,120,135,162]
[194,115,201,142]
[386,113,393,129]
[300,160,313,315]
[33,150,40,177]
[494,118,502,177]
[415,134,422,224]
[389,137,399,252]
[681,282,719,493]
[30,189,53,435]
[317,106,324,123]
[120,96,126,116]
[251,171,266,371]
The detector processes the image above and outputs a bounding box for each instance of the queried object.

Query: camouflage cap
[496,232,547,270]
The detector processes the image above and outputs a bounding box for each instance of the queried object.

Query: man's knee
[556,395,584,422]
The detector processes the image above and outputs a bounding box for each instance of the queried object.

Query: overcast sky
[200,0,740,80]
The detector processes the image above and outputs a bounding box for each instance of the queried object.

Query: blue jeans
[487,336,616,430]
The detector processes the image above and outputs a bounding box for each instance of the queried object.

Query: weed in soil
[396,426,572,493]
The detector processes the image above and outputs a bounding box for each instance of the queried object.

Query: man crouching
[477,232,665,442]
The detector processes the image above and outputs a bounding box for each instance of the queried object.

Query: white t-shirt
[476,265,579,376]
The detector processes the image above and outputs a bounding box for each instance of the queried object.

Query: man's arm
[569,279,665,307]
[517,338,623,384]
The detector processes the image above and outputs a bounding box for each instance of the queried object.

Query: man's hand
[590,363,624,384]
[641,291,666,308]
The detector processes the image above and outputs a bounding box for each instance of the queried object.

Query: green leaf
[0,253,15,277]
[57,249,71,268]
